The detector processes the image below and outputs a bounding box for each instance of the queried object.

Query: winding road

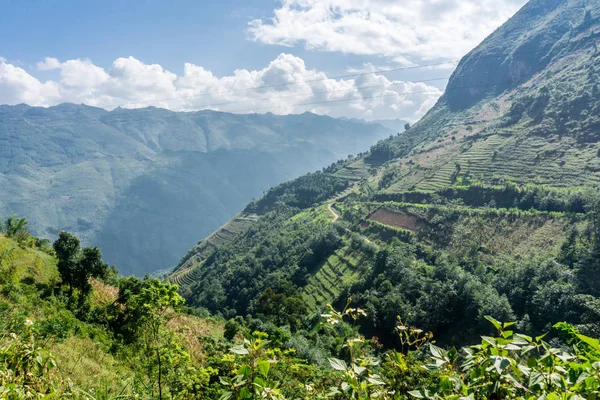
[328,203,340,222]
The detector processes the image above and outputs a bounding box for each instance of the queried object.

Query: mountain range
[0,105,396,275]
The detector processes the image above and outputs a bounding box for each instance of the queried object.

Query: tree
[224,316,244,341]
[53,231,81,295]
[577,195,600,296]
[76,247,109,296]
[3,216,28,238]
[129,279,185,399]
[404,122,411,131]
[53,231,110,296]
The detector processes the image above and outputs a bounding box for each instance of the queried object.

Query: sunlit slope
[171,0,600,337]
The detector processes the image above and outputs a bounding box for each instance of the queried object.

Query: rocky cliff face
[442,0,594,110]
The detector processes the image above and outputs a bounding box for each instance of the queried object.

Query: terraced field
[302,247,364,309]
[169,261,206,288]
[333,159,373,181]
[492,136,600,187]
[168,213,259,287]
[367,209,421,231]
[415,135,508,192]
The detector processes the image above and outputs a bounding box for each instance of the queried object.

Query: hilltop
[0,106,394,275]
[172,0,600,345]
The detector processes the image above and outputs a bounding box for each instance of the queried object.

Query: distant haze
[0,104,396,275]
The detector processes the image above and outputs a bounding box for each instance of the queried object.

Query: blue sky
[0,0,527,121]
[2,1,278,75]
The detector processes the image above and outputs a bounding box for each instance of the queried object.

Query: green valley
[0,107,395,276]
[4,0,600,398]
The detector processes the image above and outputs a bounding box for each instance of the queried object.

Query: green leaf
[219,377,231,386]
[352,364,366,375]
[501,330,514,339]
[328,357,348,371]
[367,376,386,385]
[484,315,502,330]
[577,334,600,351]
[257,360,270,378]
[218,392,233,400]
[230,344,249,355]
[408,390,426,398]
[514,333,533,344]
[238,365,252,377]
[535,333,547,342]
[429,344,447,360]
[253,376,267,387]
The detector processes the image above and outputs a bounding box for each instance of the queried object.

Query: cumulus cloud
[0,62,60,106]
[37,57,61,71]
[248,0,527,61]
[0,54,443,121]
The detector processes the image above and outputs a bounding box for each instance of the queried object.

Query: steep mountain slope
[173,0,600,344]
[0,105,393,275]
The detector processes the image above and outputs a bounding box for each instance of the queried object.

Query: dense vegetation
[245,172,349,214]
[4,1,600,398]
[2,217,600,399]
[167,2,600,398]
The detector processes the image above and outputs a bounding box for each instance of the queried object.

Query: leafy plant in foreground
[410,317,600,399]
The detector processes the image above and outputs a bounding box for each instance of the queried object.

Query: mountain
[371,118,410,133]
[339,117,410,134]
[171,0,600,345]
[0,105,394,275]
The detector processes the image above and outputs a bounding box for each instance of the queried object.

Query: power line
[1,75,453,121]
[0,47,557,118]
[105,60,460,108]
[140,76,452,111]
[0,77,517,128]
[224,79,509,114]
[48,47,556,110]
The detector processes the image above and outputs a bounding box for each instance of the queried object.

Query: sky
[0,0,528,121]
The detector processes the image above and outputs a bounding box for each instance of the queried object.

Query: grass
[0,232,226,396]
[289,204,332,225]
[50,336,133,394]
[0,234,58,285]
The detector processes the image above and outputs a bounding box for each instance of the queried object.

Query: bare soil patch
[368,209,421,232]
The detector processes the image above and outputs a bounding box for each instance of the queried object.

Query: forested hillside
[4,216,600,399]
[173,0,600,349]
[0,106,394,275]
[6,0,600,398]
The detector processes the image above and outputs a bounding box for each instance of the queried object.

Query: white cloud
[0,54,443,121]
[0,57,6,64]
[248,0,527,61]
[37,57,61,71]
[0,62,60,106]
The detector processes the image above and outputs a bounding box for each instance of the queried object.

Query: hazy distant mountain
[0,105,393,275]
[338,117,410,134]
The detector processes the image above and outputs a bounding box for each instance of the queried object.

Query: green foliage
[186,206,343,318]
[412,318,600,399]
[0,318,60,399]
[54,231,110,297]
[246,172,349,215]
